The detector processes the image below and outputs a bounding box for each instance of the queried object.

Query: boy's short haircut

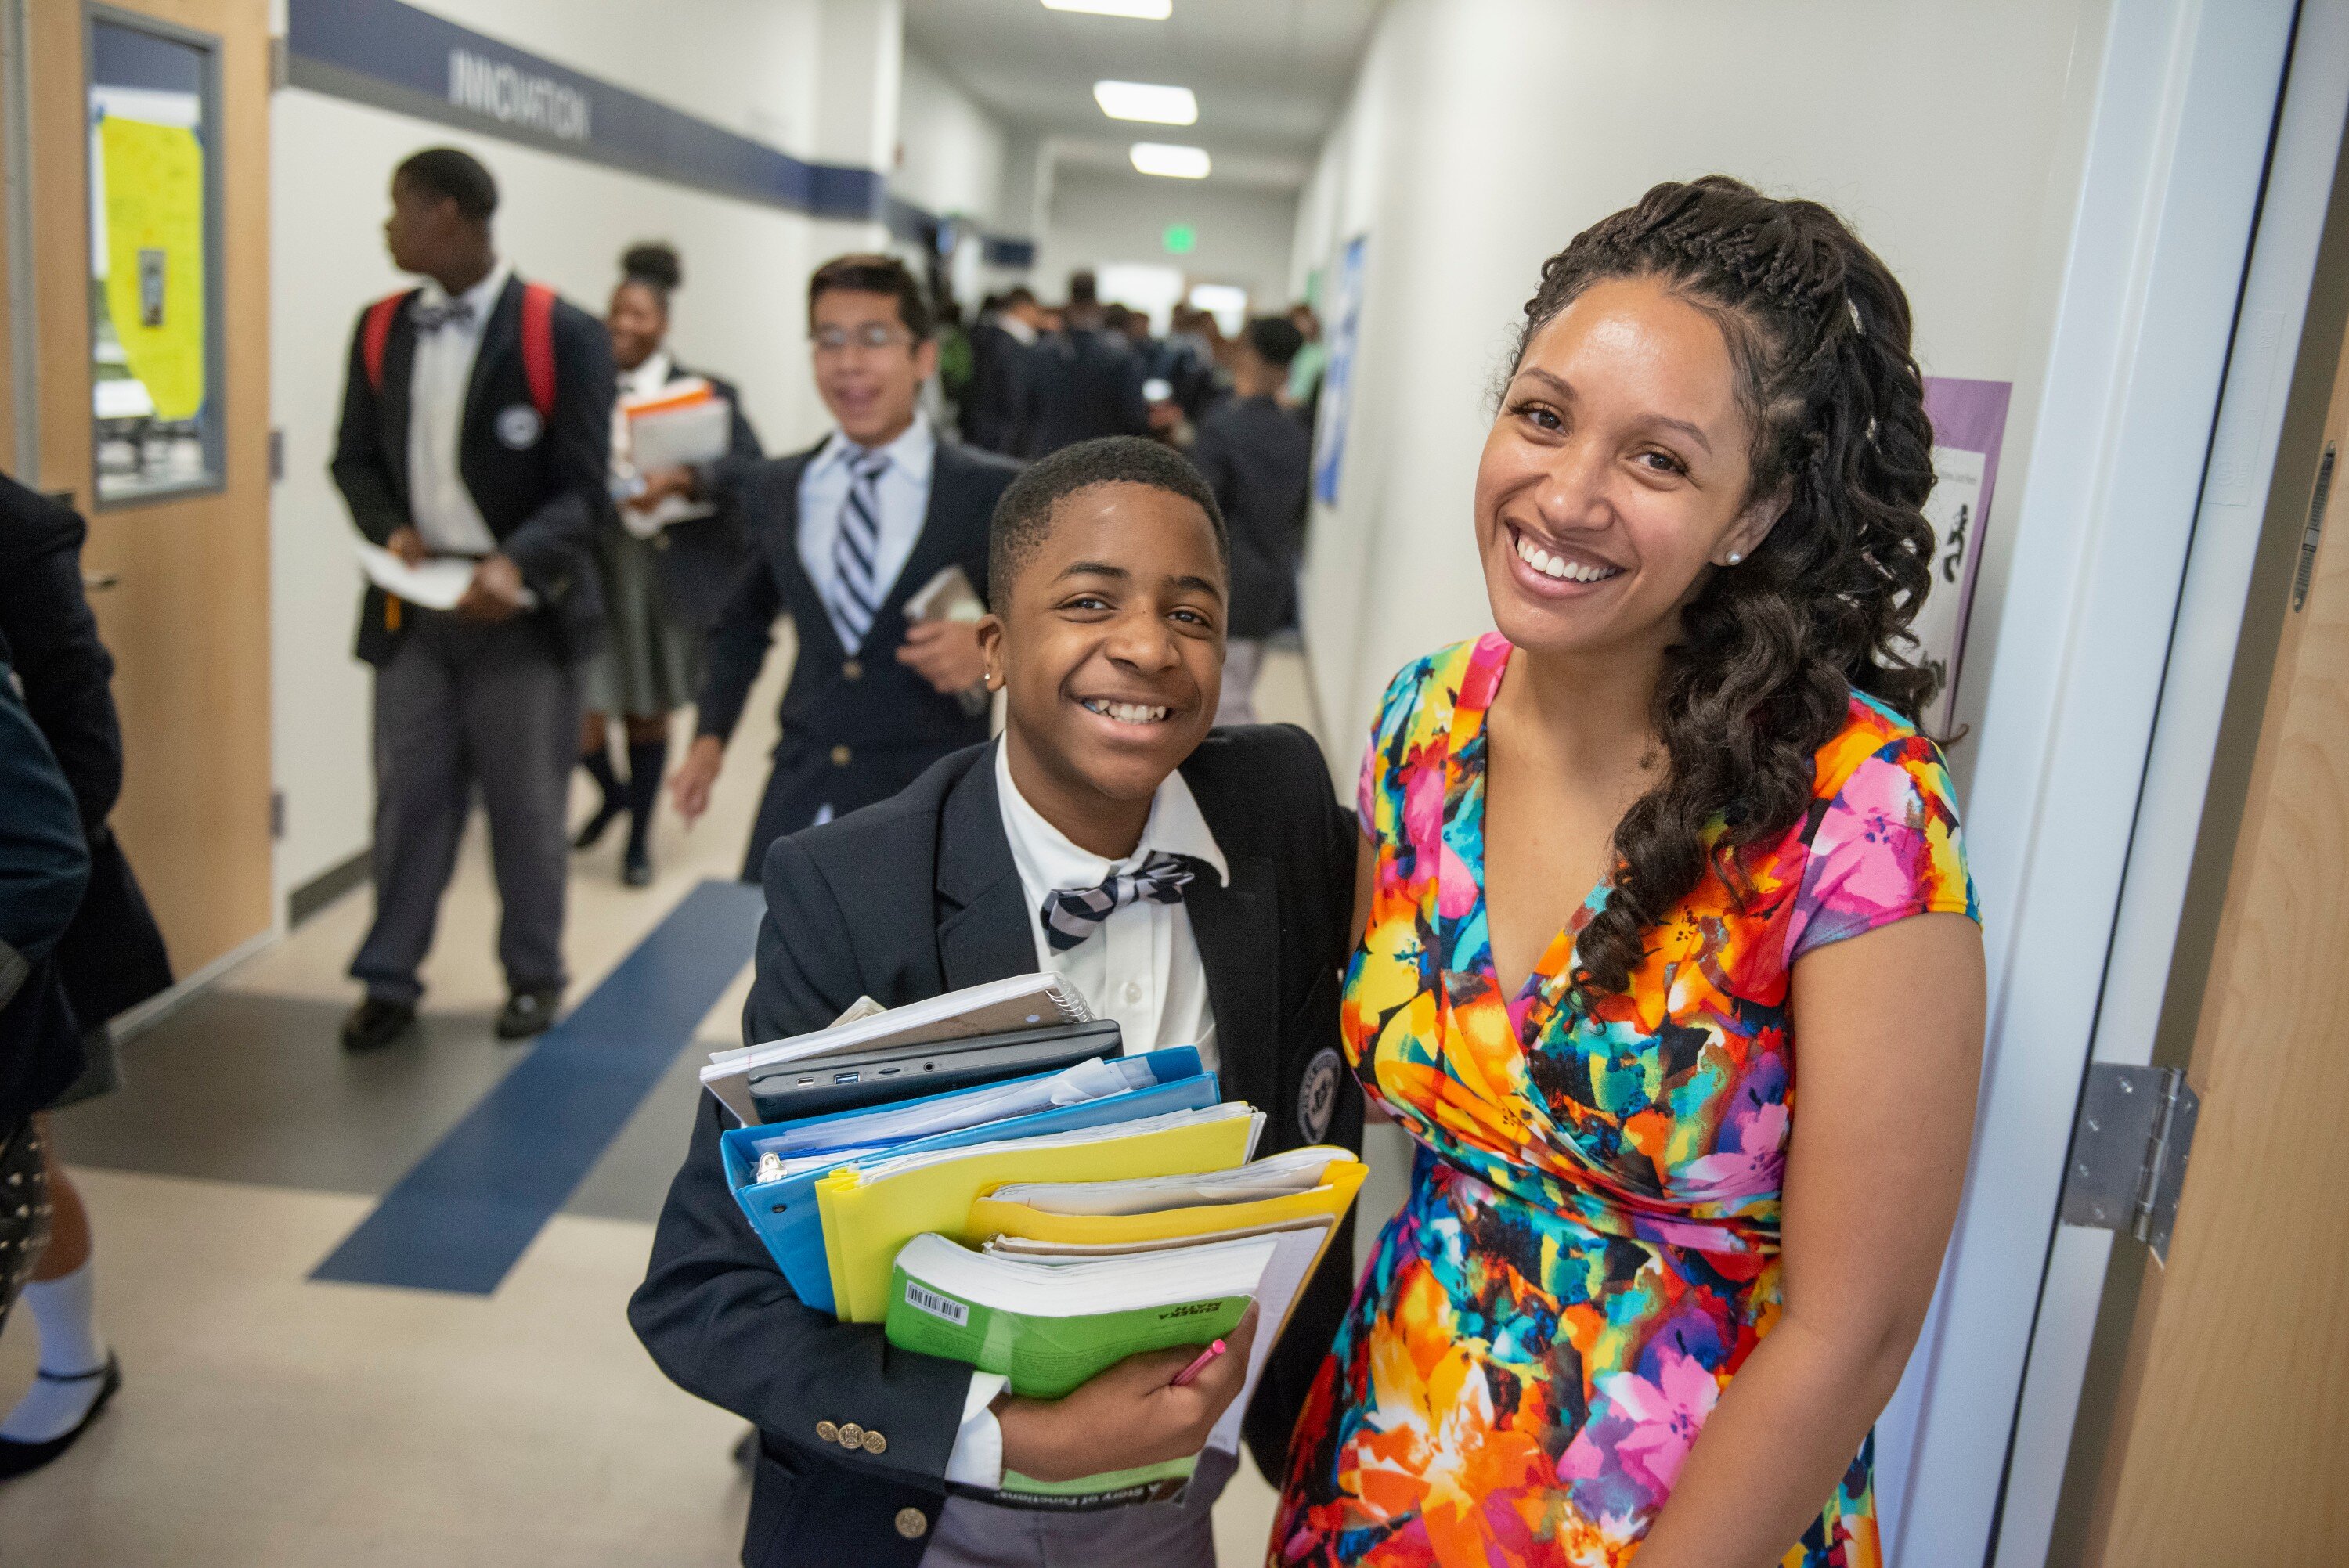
[395,147,497,223]
[1242,315,1305,369]
[807,254,933,341]
[987,436,1228,612]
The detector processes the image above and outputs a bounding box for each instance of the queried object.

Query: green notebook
[884,1231,1277,1509]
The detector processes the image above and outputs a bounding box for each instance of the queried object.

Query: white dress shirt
[795,412,936,645]
[943,740,1229,1490]
[994,738,1224,1071]
[404,260,511,557]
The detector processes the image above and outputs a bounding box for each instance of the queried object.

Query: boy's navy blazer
[330,274,616,665]
[630,726,1362,1566]
[692,435,1019,759]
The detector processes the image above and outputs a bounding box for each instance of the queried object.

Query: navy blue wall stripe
[312,878,765,1295]
[284,0,1034,258]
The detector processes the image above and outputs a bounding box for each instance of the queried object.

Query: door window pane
[88,15,221,502]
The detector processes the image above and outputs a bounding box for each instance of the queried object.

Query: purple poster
[1916,377,2013,736]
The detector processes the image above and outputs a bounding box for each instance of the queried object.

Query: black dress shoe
[0,1354,121,1479]
[341,997,417,1052]
[495,987,561,1040]
[572,802,624,851]
[622,842,654,887]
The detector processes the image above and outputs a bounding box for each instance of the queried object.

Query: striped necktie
[825,446,893,654]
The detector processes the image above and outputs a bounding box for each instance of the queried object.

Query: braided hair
[1510,175,1939,999]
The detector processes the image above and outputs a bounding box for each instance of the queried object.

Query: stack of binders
[706,974,1364,1508]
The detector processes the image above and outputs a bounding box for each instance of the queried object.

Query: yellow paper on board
[99,115,206,422]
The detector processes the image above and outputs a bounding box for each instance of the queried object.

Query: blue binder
[721,1047,1215,1315]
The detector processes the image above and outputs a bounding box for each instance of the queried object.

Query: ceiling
[902,0,1384,189]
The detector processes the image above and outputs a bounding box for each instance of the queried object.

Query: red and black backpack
[360,280,557,633]
[360,279,558,418]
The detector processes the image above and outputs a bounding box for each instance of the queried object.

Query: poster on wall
[1914,377,2014,737]
[87,17,218,501]
[1311,233,1368,507]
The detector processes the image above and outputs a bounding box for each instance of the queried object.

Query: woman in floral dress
[1272,178,1986,1567]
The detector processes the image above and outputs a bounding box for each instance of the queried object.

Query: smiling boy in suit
[631,436,1361,1567]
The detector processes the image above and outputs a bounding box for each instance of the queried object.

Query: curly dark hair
[1511,175,1939,999]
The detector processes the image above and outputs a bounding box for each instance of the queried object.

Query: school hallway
[0,640,1397,1565]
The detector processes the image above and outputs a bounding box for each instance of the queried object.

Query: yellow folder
[971,1154,1366,1350]
[815,1111,1261,1322]
[969,1154,1366,1249]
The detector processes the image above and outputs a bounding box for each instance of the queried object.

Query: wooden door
[15,0,271,977]
[2073,268,2349,1566]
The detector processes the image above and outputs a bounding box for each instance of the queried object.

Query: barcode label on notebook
[904,1281,970,1326]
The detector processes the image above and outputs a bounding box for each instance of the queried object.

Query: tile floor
[0,642,1409,1565]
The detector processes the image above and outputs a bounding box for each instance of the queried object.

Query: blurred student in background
[1016,271,1150,458]
[1189,316,1311,725]
[645,254,1019,880]
[573,242,761,888]
[959,287,1041,456]
[330,148,615,1051]
[0,676,84,1345]
[0,474,171,1475]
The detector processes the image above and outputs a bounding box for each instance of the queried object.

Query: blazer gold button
[814,1420,838,1444]
[842,658,862,680]
[830,744,853,766]
[836,1421,864,1448]
[652,532,670,550]
[894,1508,929,1540]
[861,1429,886,1454]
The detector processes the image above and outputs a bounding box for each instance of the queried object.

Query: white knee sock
[1,1256,110,1442]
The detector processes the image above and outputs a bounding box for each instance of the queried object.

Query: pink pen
[1169,1339,1228,1389]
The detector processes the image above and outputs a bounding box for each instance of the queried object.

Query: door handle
[83,570,120,593]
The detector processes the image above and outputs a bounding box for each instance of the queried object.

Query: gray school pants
[349,613,576,1006]
[920,1445,1236,1568]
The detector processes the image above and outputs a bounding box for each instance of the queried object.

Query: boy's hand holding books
[992,1305,1259,1485]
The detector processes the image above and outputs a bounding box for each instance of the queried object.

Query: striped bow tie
[411,299,476,332]
[1041,852,1196,953]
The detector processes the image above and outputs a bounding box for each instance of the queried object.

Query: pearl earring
[1725,551,1744,566]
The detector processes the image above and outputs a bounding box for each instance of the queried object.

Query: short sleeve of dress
[1357,658,1431,838]
[1784,734,1981,964]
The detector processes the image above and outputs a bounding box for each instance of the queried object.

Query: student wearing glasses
[642,255,1020,881]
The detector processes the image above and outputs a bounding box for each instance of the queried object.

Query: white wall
[1290,0,2110,776]
[894,49,1009,228]
[1032,167,1298,316]
[269,0,894,907]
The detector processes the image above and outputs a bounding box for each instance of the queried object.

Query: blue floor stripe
[311,878,766,1295]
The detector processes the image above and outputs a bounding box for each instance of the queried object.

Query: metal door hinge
[270,790,286,841]
[2058,1063,2200,1263]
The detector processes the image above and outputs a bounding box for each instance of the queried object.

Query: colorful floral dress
[1272,635,1977,1568]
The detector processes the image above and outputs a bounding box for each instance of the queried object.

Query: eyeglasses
[811,323,917,353]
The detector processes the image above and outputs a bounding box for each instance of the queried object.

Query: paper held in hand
[354,540,537,612]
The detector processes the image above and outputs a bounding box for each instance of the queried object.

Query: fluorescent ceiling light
[1094,80,1197,125]
[1043,0,1173,19]
[1130,142,1211,179]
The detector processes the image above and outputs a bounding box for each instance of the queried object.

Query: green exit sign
[1163,223,1197,255]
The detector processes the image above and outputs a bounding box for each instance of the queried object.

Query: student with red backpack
[330,147,615,1053]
